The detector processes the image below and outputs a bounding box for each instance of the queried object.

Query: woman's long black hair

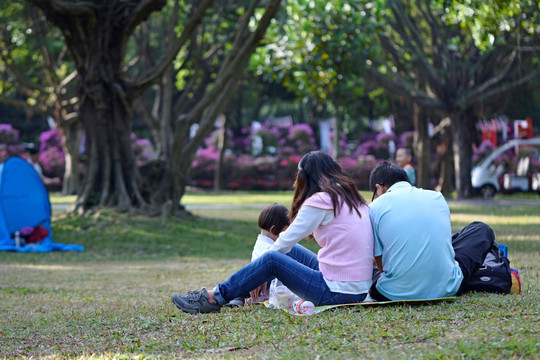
[290,151,367,221]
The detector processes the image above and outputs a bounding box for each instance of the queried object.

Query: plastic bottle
[14,231,21,247]
[290,300,315,315]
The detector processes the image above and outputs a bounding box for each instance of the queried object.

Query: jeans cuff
[213,284,227,305]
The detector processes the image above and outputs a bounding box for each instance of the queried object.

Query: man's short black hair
[369,161,410,192]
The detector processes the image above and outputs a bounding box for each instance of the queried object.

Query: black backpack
[462,242,512,294]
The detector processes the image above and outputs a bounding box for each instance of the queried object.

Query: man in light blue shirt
[368,162,463,300]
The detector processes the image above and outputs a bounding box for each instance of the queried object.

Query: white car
[471,138,540,199]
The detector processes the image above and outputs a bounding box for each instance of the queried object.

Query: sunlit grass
[49,192,77,204]
[1,193,538,359]
[182,190,295,205]
[451,213,540,226]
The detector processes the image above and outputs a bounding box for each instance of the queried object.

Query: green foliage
[249,0,386,126]
[0,3,75,113]
[439,0,540,51]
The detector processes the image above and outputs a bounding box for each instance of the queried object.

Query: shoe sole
[171,294,220,314]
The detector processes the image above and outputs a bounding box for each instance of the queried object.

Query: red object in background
[482,127,497,147]
[514,118,533,139]
[481,121,498,147]
[26,225,49,244]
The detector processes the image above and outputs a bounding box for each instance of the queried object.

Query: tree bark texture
[27,0,169,212]
[435,132,454,195]
[412,102,431,188]
[137,0,282,212]
[214,114,227,191]
[60,119,84,195]
[450,111,475,199]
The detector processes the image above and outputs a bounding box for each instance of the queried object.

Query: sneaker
[171,288,221,314]
[225,296,245,307]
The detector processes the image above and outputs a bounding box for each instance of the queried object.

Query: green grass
[1,193,538,359]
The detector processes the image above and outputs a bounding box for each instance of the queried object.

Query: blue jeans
[213,244,367,306]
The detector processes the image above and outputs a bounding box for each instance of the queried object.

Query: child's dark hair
[258,203,289,236]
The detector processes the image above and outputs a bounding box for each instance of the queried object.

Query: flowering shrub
[338,154,380,190]
[288,124,316,155]
[189,121,318,190]
[39,130,62,153]
[0,124,24,162]
[39,147,65,177]
[253,120,282,155]
[398,131,415,149]
[473,141,496,166]
[0,124,19,144]
[37,130,65,177]
[189,121,395,191]
[131,133,156,167]
[354,139,378,157]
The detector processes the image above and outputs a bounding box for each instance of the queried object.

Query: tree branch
[460,50,517,105]
[124,0,167,42]
[367,67,446,111]
[131,0,215,95]
[465,69,540,107]
[27,0,97,15]
[387,0,444,97]
[0,95,48,115]
[183,0,282,126]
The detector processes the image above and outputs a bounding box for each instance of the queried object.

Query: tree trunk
[73,82,144,212]
[158,65,174,162]
[332,116,341,159]
[28,0,171,213]
[451,111,475,199]
[64,27,145,212]
[332,98,341,159]
[435,132,454,195]
[412,102,431,188]
[214,114,227,191]
[61,120,83,195]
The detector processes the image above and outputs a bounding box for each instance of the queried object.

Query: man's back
[369,182,463,300]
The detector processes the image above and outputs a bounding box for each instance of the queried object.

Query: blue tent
[0,157,84,252]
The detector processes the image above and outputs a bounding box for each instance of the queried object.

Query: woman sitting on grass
[171,151,374,313]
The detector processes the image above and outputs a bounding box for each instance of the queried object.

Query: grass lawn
[1,192,539,359]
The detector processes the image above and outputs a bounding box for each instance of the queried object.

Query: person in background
[171,151,374,314]
[394,147,416,185]
[25,144,61,187]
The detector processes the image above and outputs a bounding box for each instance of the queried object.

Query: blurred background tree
[1,0,539,213]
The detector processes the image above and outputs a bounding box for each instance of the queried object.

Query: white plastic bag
[268,279,301,309]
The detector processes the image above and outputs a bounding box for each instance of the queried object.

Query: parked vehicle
[471,138,540,199]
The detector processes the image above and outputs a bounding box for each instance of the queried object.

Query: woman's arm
[269,206,330,253]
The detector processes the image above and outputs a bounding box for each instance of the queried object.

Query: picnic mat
[263,296,457,315]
